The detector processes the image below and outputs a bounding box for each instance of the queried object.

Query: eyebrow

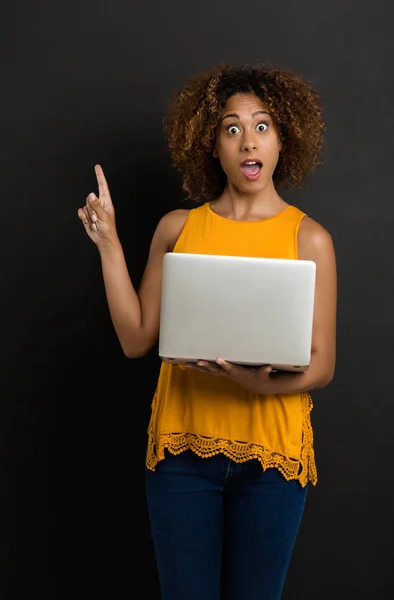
[221,110,271,122]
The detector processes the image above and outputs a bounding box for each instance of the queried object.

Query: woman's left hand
[183,359,273,394]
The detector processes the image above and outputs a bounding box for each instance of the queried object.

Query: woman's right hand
[77,164,118,247]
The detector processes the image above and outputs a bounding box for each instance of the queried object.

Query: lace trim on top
[146,392,317,488]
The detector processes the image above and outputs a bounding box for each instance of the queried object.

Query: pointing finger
[94,164,111,200]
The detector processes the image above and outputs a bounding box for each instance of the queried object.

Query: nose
[241,131,258,152]
[242,142,257,152]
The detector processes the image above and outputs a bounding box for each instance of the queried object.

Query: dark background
[1,0,393,598]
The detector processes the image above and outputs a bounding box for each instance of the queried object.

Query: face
[213,93,282,192]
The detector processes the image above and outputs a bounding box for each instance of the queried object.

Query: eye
[226,124,241,135]
[256,122,268,132]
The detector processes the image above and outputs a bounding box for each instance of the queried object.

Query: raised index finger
[94,164,110,198]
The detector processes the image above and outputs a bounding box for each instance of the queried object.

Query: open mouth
[240,160,263,180]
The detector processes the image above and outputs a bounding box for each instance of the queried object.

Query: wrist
[97,235,122,254]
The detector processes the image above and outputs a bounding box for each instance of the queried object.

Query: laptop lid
[158,252,316,372]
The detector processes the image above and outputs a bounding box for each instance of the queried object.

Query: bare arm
[78,165,189,358]
[264,216,337,394]
[123,208,189,357]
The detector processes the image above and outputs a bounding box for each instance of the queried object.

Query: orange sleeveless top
[146,202,317,487]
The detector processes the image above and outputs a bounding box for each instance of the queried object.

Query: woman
[78,62,337,600]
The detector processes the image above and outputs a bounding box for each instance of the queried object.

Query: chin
[237,178,269,193]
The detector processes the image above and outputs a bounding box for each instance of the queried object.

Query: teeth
[245,161,258,165]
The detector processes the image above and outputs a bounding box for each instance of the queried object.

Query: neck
[212,179,287,221]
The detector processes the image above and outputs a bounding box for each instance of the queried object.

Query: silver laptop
[159,252,316,372]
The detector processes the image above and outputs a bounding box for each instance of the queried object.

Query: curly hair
[163,62,325,202]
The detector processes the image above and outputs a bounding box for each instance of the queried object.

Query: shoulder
[154,208,191,251]
[158,208,191,233]
[298,215,335,261]
[158,208,191,230]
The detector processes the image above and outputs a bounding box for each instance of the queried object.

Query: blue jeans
[145,450,308,600]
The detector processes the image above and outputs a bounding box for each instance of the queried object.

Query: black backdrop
[1,1,394,598]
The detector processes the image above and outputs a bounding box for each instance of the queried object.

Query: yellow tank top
[146,202,317,487]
